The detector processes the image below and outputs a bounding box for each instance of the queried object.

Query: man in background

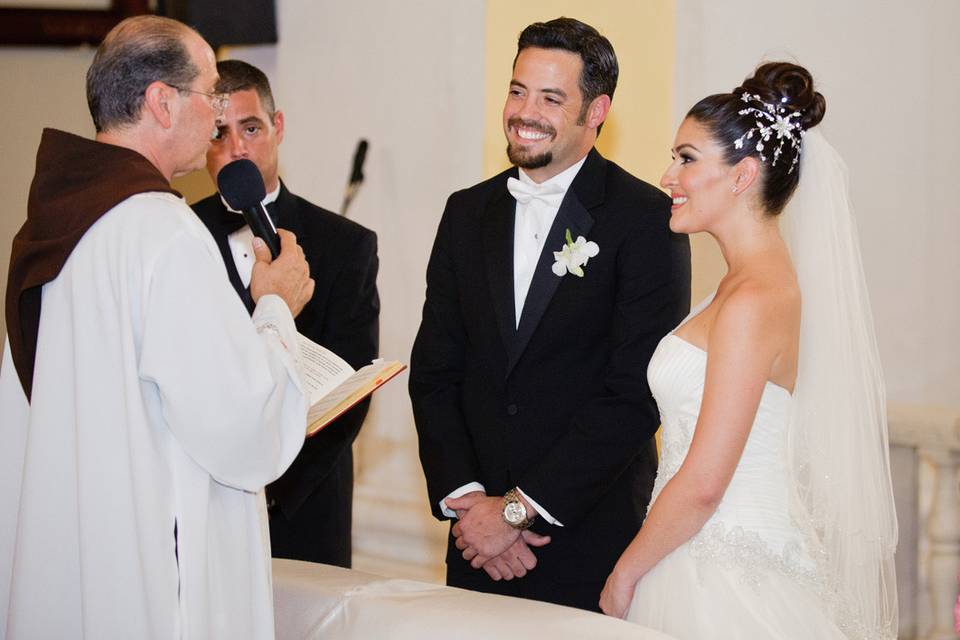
[193,60,379,567]
[1,16,313,638]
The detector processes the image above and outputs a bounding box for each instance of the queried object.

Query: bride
[599,62,898,639]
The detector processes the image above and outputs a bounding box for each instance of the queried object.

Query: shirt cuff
[440,482,486,519]
[516,487,563,527]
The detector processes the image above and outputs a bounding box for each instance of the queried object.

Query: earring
[731,186,737,193]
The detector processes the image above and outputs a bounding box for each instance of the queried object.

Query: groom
[409,18,690,611]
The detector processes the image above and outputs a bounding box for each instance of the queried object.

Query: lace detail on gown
[688,522,820,590]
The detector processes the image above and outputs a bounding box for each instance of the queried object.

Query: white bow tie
[507,177,566,207]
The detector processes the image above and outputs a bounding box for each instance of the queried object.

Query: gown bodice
[647,332,818,583]
[629,330,844,639]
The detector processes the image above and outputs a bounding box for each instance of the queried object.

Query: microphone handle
[241,203,281,259]
[341,181,360,217]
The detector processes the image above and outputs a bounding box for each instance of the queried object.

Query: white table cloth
[273,559,677,639]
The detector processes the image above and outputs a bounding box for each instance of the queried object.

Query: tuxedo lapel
[272,181,304,238]
[202,199,256,313]
[507,149,605,377]
[482,181,518,365]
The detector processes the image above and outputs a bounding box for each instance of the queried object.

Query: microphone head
[217,159,266,210]
[349,139,368,184]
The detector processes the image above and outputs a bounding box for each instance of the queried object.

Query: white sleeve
[138,230,307,492]
[516,487,563,526]
[440,482,486,518]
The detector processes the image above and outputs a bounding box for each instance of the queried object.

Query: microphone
[217,159,281,259]
[340,138,368,216]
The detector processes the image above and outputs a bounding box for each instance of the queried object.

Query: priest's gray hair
[86,15,199,133]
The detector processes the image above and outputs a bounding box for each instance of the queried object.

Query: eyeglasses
[167,84,230,114]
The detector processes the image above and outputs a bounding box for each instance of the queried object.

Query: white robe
[0,192,307,639]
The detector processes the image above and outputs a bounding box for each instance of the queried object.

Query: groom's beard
[507,144,552,170]
[506,117,555,170]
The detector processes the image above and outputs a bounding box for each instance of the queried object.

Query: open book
[297,334,406,437]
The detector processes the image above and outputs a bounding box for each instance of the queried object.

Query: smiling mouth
[508,118,555,143]
[516,126,551,141]
[671,194,688,207]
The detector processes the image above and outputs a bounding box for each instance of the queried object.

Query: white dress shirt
[222,183,281,288]
[440,155,588,527]
[511,156,586,326]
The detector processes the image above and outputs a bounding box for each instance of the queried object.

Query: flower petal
[552,261,567,276]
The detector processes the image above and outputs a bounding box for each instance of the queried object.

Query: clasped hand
[445,492,550,581]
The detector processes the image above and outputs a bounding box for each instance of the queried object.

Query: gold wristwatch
[502,488,535,530]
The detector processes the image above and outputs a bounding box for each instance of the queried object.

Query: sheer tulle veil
[780,129,899,639]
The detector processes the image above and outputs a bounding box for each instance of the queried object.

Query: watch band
[502,487,535,530]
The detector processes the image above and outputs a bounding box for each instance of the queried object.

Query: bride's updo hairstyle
[687,62,826,215]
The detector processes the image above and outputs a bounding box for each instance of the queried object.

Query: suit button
[506,404,518,416]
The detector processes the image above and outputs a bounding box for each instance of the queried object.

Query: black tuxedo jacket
[409,149,690,609]
[192,182,379,565]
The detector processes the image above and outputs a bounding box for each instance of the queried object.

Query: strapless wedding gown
[626,306,846,638]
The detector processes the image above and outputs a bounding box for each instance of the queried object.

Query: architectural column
[920,446,960,640]
[889,403,960,640]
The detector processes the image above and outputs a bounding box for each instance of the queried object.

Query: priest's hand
[448,494,523,565]
[479,530,551,580]
[250,229,315,317]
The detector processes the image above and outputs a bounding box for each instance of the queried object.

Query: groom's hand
[480,530,552,581]
[444,490,487,520]
[448,495,521,564]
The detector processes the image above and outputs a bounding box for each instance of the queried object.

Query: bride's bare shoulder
[714,275,799,338]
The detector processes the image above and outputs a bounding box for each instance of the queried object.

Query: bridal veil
[781,129,899,639]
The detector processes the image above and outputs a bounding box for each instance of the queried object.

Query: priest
[0,15,314,640]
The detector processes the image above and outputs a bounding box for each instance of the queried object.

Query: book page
[297,333,354,404]
[305,360,383,427]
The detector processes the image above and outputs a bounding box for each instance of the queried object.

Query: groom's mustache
[507,117,557,139]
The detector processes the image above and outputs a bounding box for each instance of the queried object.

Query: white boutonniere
[552,228,599,278]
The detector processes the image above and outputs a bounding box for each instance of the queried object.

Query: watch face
[504,501,526,525]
